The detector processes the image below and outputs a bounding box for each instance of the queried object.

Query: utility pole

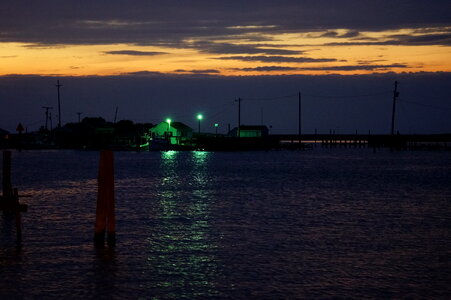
[77,112,83,123]
[238,98,241,137]
[42,106,53,131]
[298,91,302,144]
[391,81,399,135]
[114,106,118,123]
[56,80,62,128]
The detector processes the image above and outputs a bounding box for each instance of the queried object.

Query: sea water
[0,148,450,299]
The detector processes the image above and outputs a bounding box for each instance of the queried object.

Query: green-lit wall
[240,130,262,138]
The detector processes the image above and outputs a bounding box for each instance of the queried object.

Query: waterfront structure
[150,121,193,145]
[229,125,269,138]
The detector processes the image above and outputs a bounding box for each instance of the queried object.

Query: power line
[242,90,391,102]
[209,102,235,119]
[243,93,298,101]
[398,99,451,110]
[239,89,450,112]
[303,91,391,99]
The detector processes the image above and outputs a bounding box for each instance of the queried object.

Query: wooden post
[0,153,28,247]
[2,151,12,197]
[94,150,115,247]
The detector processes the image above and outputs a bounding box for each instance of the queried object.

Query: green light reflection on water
[162,150,177,160]
[146,150,218,297]
[192,150,208,163]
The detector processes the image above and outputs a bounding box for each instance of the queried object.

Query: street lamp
[197,114,203,133]
[214,123,219,134]
[166,118,171,132]
[166,118,171,142]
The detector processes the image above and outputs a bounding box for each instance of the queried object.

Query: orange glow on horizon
[1,27,450,77]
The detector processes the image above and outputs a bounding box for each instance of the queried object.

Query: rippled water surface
[1,149,450,299]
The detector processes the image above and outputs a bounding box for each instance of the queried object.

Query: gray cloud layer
[216,55,338,63]
[323,32,451,47]
[104,50,167,56]
[1,0,450,50]
[191,42,302,55]
[236,63,409,72]
[175,69,221,74]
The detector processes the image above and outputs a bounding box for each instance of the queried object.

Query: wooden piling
[1,152,28,246]
[94,150,115,247]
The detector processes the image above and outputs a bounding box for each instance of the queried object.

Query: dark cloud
[323,32,451,46]
[413,27,451,34]
[215,55,337,63]
[120,71,166,76]
[175,69,221,74]
[22,44,67,49]
[192,42,302,55]
[357,59,387,65]
[320,30,360,38]
[1,0,449,46]
[104,50,167,56]
[300,64,409,71]
[342,30,361,38]
[321,31,339,38]
[237,66,299,72]
[236,63,409,72]
[391,33,451,46]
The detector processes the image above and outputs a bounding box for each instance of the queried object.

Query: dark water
[1,149,450,299]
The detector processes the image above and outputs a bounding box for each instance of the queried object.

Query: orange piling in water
[94,150,116,247]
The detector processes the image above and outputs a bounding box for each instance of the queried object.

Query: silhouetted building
[230,125,269,137]
[150,121,193,145]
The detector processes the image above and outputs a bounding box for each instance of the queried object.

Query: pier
[273,133,451,150]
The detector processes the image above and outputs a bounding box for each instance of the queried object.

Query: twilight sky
[1,0,450,133]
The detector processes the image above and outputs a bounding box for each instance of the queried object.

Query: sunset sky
[1,1,450,133]
[1,0,450,76]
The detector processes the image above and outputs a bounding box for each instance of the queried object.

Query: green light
[166,118,172,134]
[214,123,219,127]
[197,114,203,120]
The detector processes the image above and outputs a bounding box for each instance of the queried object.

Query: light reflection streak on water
[146,150,217,297]
[21,179,97,198]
